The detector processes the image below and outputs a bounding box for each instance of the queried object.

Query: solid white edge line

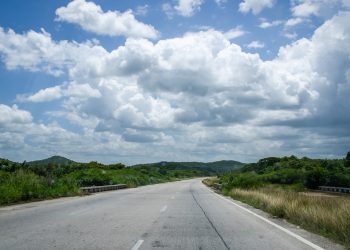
[131,239,144,250]
[207,187,325,250]
[160,205,168,212]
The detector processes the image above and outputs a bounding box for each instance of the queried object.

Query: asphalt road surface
[0,179,343,250]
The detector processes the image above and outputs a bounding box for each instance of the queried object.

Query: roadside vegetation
[230,187,350,248]
[207,152,350,249]
[202,176,219,187]
[0,156,242,205]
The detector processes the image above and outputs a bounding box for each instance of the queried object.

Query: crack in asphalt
[190,184,230,250]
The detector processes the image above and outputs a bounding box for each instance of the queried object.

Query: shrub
[346,151,350,168]
[304,167,326,189]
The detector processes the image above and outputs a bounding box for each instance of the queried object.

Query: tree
[345,151,350,168]
[304,167,326,189]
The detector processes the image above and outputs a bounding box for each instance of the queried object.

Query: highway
[0,179,343,250]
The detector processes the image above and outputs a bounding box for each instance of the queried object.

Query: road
[0,179,343,250]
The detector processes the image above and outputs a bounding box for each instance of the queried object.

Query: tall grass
[202,177,219,187]
[0,170,80,204]
[229,187,350,248]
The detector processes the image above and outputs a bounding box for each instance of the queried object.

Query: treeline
[133,160,243,174]
[220,152,350,191]
[0,157,208,205]
[1,159,125,177]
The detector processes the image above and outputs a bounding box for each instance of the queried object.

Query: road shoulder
[204,183,345,250]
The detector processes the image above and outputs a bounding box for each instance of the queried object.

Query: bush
[0,170,79,205]
[262,168,303,185]
[223,155,350,190]
[1,170,45,202]
[304,167,326,189]
[69,169,113,186]
[222,172,264,190]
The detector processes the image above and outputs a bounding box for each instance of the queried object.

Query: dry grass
[202,177,219,187]
[229,187,350,249]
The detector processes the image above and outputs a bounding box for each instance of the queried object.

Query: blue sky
[0,0,349,164]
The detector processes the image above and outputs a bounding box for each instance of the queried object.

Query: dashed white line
[207,187,325,250]
[131,239,144,250]
[160,205,168,213]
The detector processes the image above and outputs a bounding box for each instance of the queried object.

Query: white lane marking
[171,196,175,199]
[131,239,144,250]
[207,188,324,250]
[160,205,168,213]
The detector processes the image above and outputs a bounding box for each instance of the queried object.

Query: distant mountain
[132,160,244,174]
[27,156,76,166]
[2,155,243,173]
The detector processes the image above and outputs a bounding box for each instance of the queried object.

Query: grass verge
[229,187,350,249]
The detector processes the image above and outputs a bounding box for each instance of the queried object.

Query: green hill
[27,156,76,166]
[132,160,244,174]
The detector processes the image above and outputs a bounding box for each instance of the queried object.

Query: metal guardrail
[80,184,127,193]
[319,186,350,194]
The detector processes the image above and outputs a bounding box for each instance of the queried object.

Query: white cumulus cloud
[0,104,32,124]
[285,17,304,27]
[174,0,204,16]
[224,26,246,40]
[26,86,62,103]
[55,0,158,39]
[18,83,101,103]
[239,0,275,15]
[259,19,283,29]
[0,26,107,76]
[247,40,265,49]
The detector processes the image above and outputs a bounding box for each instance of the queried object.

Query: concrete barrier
[319,186,350,194]
[80,184,127,193]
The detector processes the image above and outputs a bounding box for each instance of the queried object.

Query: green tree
[345,151,350,168]
[304,167,326,189]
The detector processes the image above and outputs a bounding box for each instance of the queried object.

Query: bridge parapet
[80,184,127,193]
[319,186,350,194]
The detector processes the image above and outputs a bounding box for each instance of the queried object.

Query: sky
[0,0,349,165]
